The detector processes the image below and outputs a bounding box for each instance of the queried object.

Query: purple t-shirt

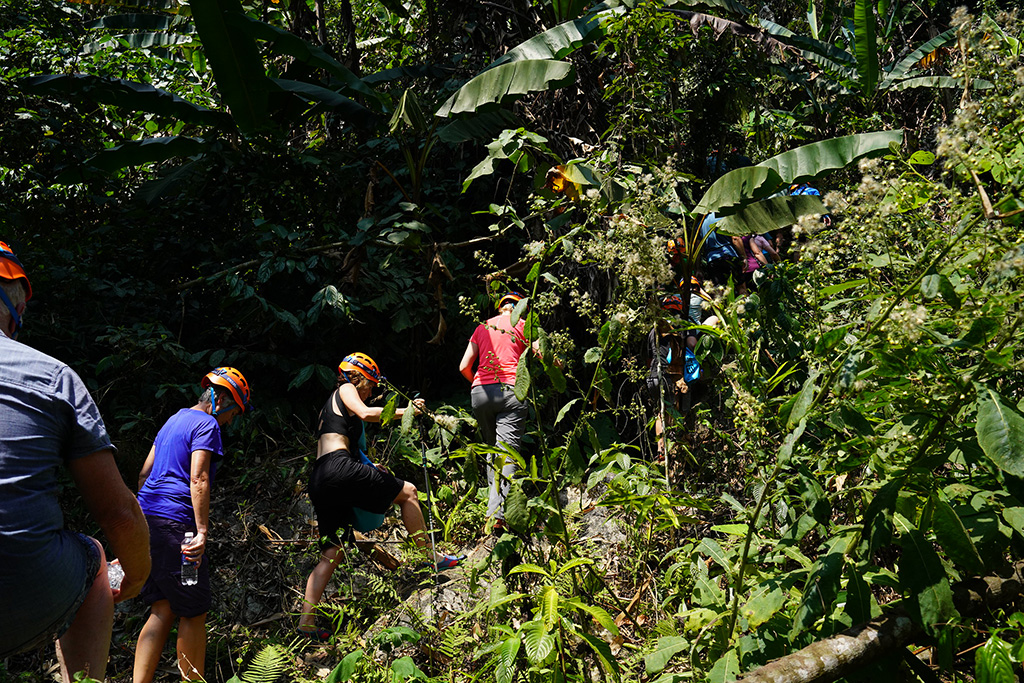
[137,408,223,525]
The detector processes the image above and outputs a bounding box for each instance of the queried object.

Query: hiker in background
[698,213,742,289]
[738,234,779,293]
[299,354,464,642]
[0,240,151,683]
[646,295,691,462]
[133,368,251,683]
[679,275,718,356]
[459,292,534,533]
[773,182,832,257]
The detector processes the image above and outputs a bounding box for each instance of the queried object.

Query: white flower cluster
[885,301,928,343]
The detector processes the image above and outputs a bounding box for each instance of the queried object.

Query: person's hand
[374,462,391,474]
[182,531,206,565]
[822,214,834,227]
[411,398,426,415]
[114,559,147,603]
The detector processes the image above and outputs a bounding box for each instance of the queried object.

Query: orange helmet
[666,237,687,264]
[678,275,701,289]
[660,294,684,312]
[202,367,251,413]
[497,291,524,310]
[0,240,32,300]
[339,353,383,384]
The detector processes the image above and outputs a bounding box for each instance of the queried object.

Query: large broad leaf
[853,0,878,96]
[663,0,752,16]
[894,513,958,636]
[885,28,957,81]
[693,166,784,215]
[759,129,903,187]
[271,79,376,128]
[887,76,994,92]
[56,136,208,183]
[757,18,857,75]
[188,0,270,133]
[931,496,986,573]
[437,109,521,143]
[520,620,556,665]
[83,32,198,53]
[435,60,574,117]
[975,383,1024,477]
[85,13,186,30]
[229,14,379,102]
[714,194,827,235]
[19,74,229,128]
[488,7,624,67]
[645,636,688,674]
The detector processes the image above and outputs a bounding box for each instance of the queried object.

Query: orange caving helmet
[497,291,524,310]
[678,276,701,290]
[202,367,251,414]
[666,237,687,265]
[339,353,383,385]
[0,240,32,300]
[660,294,685,312]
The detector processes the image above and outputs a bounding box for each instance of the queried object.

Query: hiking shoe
[436,554,466,571]
[297,626,331,642]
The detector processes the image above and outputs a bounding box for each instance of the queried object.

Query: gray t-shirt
[0,334,113,587]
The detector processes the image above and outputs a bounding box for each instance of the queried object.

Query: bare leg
[133,600,175,683]
[177,613,207,681]
[394,482,435,558]
[56,538,113,683]
[299,546,342,630]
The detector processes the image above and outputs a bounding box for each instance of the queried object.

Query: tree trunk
[737,562,1024,683]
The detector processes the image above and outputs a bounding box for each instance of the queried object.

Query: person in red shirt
[459,292,530,529]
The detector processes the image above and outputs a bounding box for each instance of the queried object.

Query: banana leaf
[488,6,624,68]
[437,110,522,143]
[853,0,878,96]
[435,60,574,117]
[19,74,230,128]
[694,130,903,215]
[714,195,827,235]
[84,13,187,30]
[83,32,197,54]
[229,14,379,102]
[55,136,208,183]
[188,0,270,133]
[270,79,377,128]
[884,28,957,81]
[885,76,993,92]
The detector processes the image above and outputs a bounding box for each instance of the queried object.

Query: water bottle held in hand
[181,531,198,586]
[107,559,124,590]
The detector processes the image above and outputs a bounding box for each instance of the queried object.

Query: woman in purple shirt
[133,368,250,683]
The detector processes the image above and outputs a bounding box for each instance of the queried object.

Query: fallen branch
[738,562,1024,683]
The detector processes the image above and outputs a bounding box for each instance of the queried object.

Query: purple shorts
[139,515,211,618]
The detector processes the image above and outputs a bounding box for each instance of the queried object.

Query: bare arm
[338,383,423,423]
[137,445,156,491]
[187,449,213,562]
[459,341,478,383]
[750,238,768,267]
[761,239,780,263]
[68,449,151,603]
[732,236,747,260]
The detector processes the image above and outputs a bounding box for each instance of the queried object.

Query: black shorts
[139,515,211,618]
[309,450,404,548]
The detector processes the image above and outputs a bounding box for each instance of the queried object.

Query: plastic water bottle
[107,560,124,590]
[181,532,198,586]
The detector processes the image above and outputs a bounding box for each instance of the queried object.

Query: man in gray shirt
[0,240,150,682]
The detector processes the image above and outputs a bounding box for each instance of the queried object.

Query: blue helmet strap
[0,286,22,339]
[209,387,221,416]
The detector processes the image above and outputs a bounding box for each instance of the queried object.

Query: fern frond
[240,644,289,683]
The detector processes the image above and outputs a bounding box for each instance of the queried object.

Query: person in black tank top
[297,354,466,641]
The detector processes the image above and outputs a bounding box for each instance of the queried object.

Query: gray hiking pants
[471,383,528,519]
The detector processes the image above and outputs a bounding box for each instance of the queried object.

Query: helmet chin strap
[0,287,22,339]
[209,389,222,416]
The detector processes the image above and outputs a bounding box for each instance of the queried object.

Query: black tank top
[316,385,364,446]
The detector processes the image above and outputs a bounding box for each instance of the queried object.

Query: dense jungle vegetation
[3,0,1024,680]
